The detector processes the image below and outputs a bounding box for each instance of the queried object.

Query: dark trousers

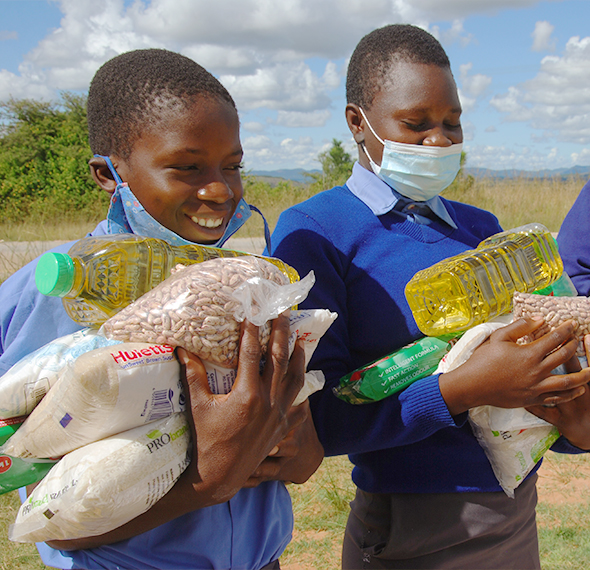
[342,475,540,570]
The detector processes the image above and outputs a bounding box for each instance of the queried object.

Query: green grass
[0,492,48,570]
[535,452,590,570]
[3,453,590,570]
[281,456,355,570]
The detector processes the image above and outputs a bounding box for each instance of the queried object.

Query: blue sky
[1,0,589,172]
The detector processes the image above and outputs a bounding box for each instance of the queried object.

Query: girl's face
[347,61,463,170]
[111,96,244,244]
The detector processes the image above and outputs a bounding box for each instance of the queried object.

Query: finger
[536,384,586,407]
[263,313,298,400]
[267,435,299,459]
[563,353,583,374]
[249,457,284,481]
[541,336,581,371]
[530,319,577,356]
[525,404,560,425]
[176,347,211,407]
[494,317,545,343]
[276,340,307,406]
[231,320,263,393]
[283,392,310,431]
[176,347,209,455]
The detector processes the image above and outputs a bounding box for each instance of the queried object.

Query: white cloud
[0,0,558,101]
[221,61,340,112]
[570,148,590,165]
[531,20,556,52]
[459,62,492,98]
[0,0,570,171]
[491,35,590,144]
[274,110,332,128]
[457,88,476,113]
[242,121,266,134]
[0,69,54,101]
[431,19,474,47]
[242,134,322,168]
[463,143,567,171]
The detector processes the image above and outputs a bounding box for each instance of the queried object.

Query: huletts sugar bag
[2,343,183,459]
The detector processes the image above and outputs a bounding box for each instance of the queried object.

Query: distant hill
[247,165,590,184]
[464,165,590,180]
[248,168,320,183]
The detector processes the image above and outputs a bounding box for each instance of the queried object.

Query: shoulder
[559,178,590,233]
[0,240,84,374]
[441,197,502,240]
[274,184,370,238]
[283,185,359,220]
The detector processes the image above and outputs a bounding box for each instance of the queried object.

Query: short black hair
[87,48,236,159]
[346,24,451,110]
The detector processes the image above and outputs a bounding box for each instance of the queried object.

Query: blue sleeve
[557,178,590,296]
[270,207,463,457]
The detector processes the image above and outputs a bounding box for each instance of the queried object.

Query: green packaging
[532,271,578,297]
[334,334,462,404]
[0,417,57,495]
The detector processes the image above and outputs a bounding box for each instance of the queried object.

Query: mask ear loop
[357,108,385,171]
[247,204,272,252]
[358,108,386,146]
[94,154,124,185]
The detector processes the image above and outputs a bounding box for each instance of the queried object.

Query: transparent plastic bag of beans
[100,256,315,368]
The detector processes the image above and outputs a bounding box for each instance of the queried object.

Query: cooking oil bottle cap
[35,252,75,297]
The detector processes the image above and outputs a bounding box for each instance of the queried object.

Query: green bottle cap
[35,252,75,297]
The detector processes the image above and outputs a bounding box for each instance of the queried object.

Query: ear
[88,156,119,195]
[345,103,365,145]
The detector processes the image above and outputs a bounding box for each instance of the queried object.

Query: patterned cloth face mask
[98,155,270,249]
[359,108,463,202]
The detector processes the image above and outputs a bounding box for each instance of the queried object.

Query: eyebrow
[398,106,462,115]
[178,148,244,158]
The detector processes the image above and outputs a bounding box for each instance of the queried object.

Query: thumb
[495,316,544,343]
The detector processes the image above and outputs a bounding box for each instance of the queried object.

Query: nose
[422,127,454,147]
[197,180,234,204]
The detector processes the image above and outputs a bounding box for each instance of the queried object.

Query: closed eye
[403,121,426,131]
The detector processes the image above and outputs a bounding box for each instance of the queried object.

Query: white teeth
[192,217,223,229]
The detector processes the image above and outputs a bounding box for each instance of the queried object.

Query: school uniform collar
[346,162,458,229]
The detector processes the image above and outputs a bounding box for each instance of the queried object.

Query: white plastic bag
[0,328,121,419]
[2,343,183,459]
[9,413,191,543]
[435,315,558,497]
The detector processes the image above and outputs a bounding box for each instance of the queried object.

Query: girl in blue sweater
[270,25,590,570]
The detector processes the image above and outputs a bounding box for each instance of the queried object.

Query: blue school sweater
[557,178,590,296]
[270,167,580,495]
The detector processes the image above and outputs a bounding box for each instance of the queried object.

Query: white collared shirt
[346,162,458,229]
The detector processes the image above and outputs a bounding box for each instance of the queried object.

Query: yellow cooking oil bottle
[405,223,563,337]
[35,233,299,327]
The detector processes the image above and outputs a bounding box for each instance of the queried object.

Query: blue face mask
[98,155,267,249]
[359,108,463,202]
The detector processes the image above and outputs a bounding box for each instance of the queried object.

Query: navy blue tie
[392,196,433,219]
